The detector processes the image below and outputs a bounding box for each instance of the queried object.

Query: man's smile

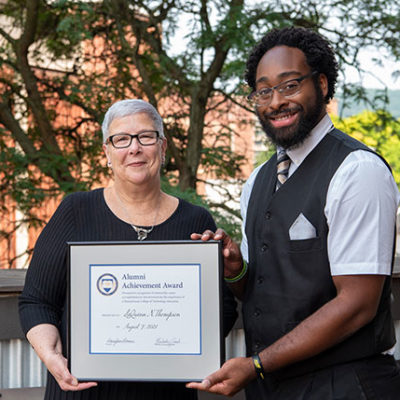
[263,107,302,129]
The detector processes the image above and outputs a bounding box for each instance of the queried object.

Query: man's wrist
[251,354,265,380]
[224,260,248,283]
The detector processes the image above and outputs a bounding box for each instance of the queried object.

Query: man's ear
[319,73,329,98]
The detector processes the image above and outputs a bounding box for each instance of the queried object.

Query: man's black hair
[245,26,339,104]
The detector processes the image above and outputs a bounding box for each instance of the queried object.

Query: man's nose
[268,89,289,110]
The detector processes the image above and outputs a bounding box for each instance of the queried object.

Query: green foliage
[1,0,400,266]
[254,110,400,187]
[332,111,400,186]
[161,176,242,241]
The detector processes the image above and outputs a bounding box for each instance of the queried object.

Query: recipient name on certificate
[90,264,201,355]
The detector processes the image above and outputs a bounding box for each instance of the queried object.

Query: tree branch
[14,0,64,157]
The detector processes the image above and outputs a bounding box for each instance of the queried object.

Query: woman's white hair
[101,99,164,142]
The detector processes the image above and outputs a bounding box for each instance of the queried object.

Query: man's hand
[186,357,256,397]
[191,228,243,278]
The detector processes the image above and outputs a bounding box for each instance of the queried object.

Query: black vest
[243,129,395,380]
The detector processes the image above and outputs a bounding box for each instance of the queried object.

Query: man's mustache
[260,106,302,119]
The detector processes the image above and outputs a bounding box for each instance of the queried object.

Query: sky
[165,4,400,91]
[344,48,400,90]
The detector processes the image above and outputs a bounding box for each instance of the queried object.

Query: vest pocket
[288,237,322,252]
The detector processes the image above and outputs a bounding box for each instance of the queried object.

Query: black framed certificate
[67,240,224,382]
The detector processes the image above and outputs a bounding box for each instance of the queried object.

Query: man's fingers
[191,230,217,241]
[186,378,211,391]
[191,229,229,243]
[223,248,231,258]
[214,228,226,240]
[187,370,221,390]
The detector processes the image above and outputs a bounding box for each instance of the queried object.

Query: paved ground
[0,387,45,399]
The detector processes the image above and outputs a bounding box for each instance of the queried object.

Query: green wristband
[224,260,248,283]
[252,354,265,380]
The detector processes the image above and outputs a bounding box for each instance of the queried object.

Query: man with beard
[188,27,400,399]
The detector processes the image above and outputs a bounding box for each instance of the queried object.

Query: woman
[19,99,237,399]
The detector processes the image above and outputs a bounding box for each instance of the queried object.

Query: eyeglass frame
[247,71,318,107]
[106,130,160,148]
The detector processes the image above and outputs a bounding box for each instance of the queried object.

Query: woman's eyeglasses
[106,131,159,148]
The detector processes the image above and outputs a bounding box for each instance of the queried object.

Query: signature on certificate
[105,337,136,346]
[154,337,181,346]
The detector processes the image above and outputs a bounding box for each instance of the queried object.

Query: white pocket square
[289,213,317,240]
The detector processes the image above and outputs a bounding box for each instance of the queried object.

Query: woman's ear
[103,143,112,167]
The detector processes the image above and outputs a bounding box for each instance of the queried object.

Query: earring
[107,161,112,167]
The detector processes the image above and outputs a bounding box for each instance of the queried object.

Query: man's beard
[257,84,325,149]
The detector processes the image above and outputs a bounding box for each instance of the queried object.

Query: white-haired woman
[19,99,237,400]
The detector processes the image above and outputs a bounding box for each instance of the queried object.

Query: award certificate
[68,241,223,382]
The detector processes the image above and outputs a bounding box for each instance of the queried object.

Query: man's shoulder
[241,159,274,207]
[243,161,268,192]
[329,128,370,152]
[329,128,391,171]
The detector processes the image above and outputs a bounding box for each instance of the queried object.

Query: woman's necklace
[114,188,161,241]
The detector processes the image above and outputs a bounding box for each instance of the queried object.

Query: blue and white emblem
[97,273,118,296]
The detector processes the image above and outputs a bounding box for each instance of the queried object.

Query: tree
[332,111,400,185]
[0,0,399,267]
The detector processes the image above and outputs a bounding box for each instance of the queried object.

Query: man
[188,27,400,399]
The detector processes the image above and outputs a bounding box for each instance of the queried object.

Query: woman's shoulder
[175,198,216,229]
[52,189,105,221]
[62,188,104,205]
[177,198,212,217]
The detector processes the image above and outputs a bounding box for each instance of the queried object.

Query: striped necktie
[276,149,291,191]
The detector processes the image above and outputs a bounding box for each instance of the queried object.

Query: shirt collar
[284,113,334,168]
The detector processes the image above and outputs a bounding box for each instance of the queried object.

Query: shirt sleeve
[193,204,238,337]
[240,163,265,263]
[19,195,76,335]
[326,150,400,276]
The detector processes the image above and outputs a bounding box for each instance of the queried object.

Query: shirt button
[265,211,271,219]
[255,341,261,350]
[261,244,269,252]
[254,309,260,317]
[257,277,264,284]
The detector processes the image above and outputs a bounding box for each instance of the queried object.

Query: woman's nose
[128,137,141,153]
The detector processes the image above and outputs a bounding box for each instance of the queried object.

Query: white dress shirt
[240,114,400,276]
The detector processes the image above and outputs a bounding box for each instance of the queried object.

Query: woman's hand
[27,324,97,391]
[44,348,97,391]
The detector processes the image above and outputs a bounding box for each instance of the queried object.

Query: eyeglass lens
[250,72,315,106]
[256,80,301,105]
[111,131,158,147]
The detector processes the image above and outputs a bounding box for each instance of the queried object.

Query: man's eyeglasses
[247,71,318,107]
[106,131,159,148]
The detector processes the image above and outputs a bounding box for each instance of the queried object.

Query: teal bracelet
[224,261,248,283]
[252,354,265,380]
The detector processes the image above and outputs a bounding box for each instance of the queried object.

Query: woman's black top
[19,189,238,400]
